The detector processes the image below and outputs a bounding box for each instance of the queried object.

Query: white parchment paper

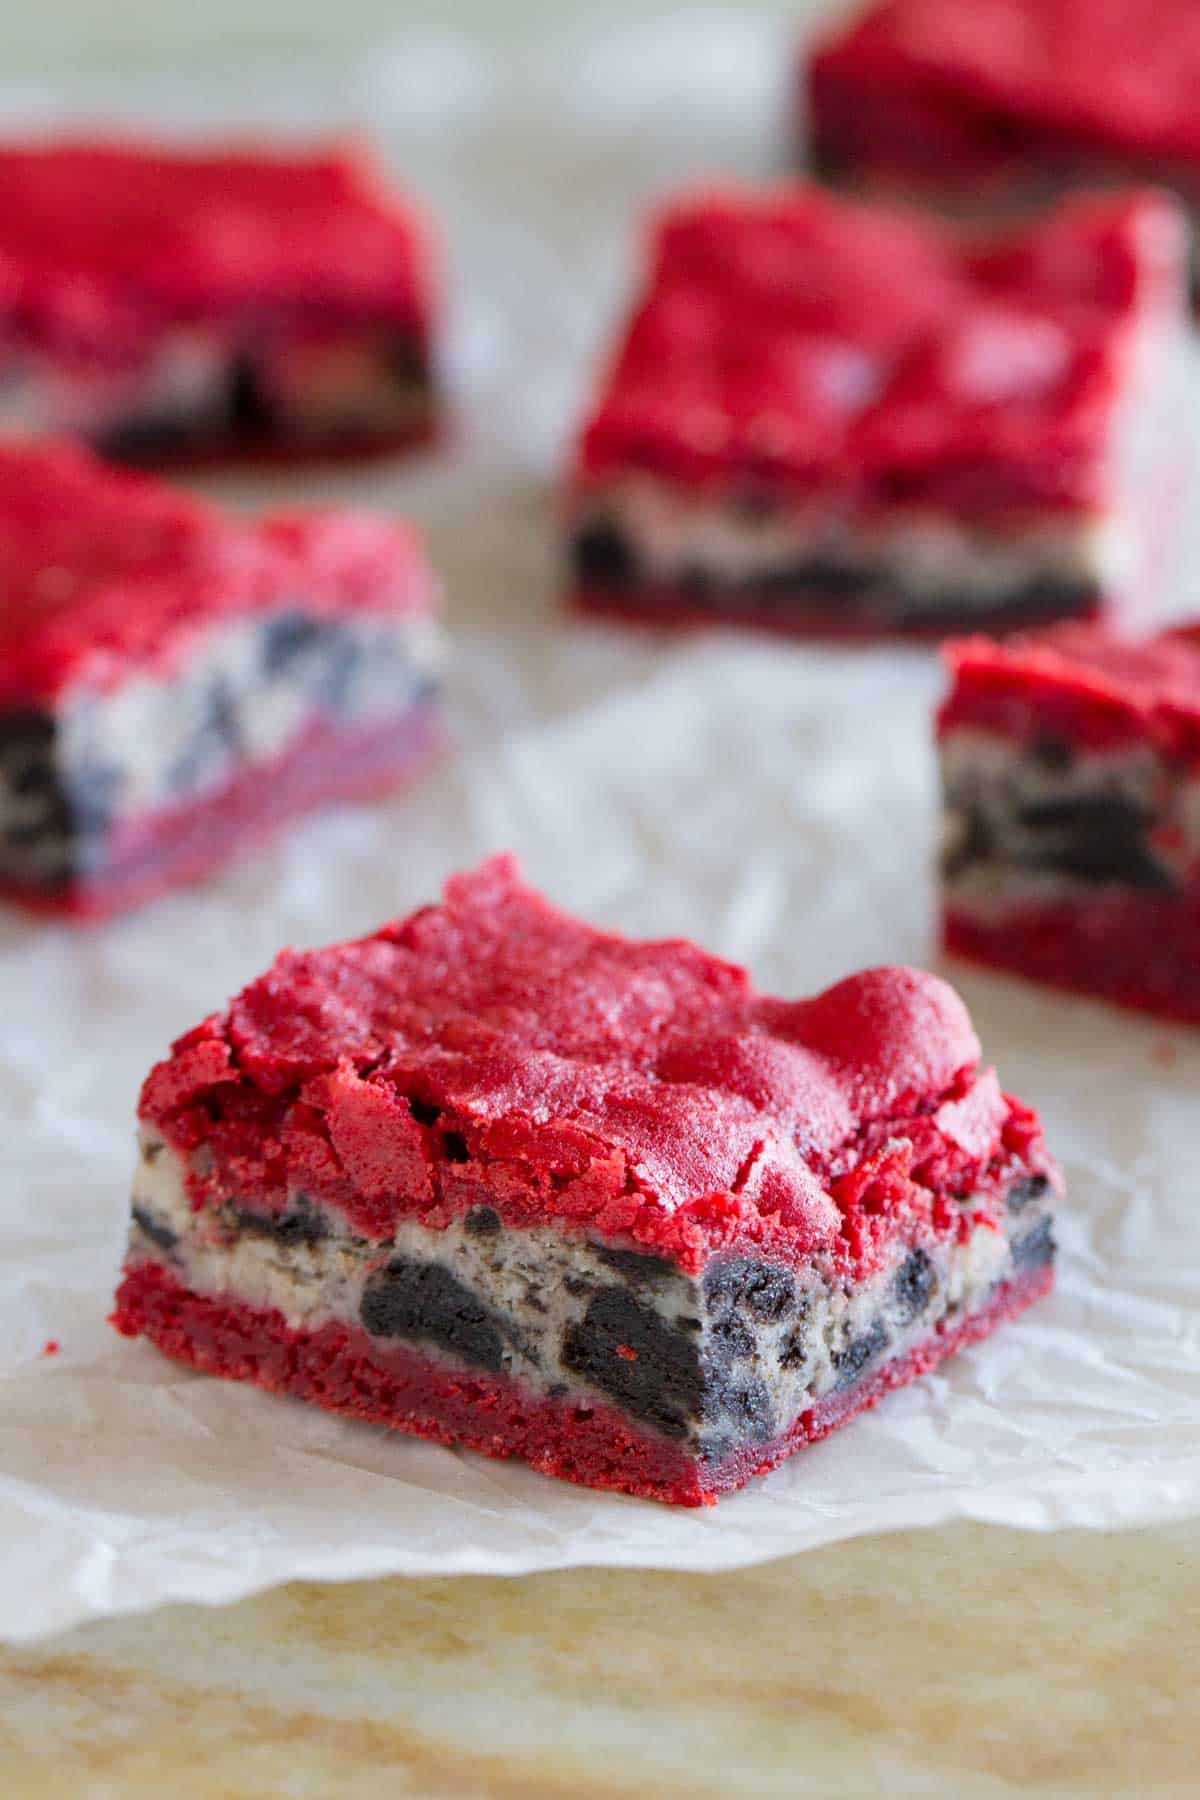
[1,10,1198,1644]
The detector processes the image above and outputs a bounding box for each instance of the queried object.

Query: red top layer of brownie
[0,139,435,359]
[575,185,1181,521]
[939,620,1200,758]
[140,855,1051,1277]
[811,0,1200,171]
[0,442,437,707]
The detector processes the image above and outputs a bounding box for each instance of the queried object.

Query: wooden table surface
[1,1518,1194,1796]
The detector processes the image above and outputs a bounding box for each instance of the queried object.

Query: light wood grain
[1,1520,1195,1796]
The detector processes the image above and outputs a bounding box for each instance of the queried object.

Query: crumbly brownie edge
[121,1132,1056,1469]
[938,727,1187,901]
[0,327,438,467]
[0,603,444,899]
[111,1255,1054,1506]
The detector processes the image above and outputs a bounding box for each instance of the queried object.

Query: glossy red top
[575,185,1182,521]
[811,0,1200,169]
[939,619,1200,757]
[140,856,1051,1274]
[0,442,437,707]
[0,138,436,360]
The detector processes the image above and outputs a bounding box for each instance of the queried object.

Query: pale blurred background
[14,0,802,73]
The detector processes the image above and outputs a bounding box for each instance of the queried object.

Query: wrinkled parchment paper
[1,10,1198,1644]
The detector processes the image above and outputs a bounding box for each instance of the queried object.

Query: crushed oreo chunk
[595,1244,677,1289]
[562,1286,703,1440]
[131,1205,179,1253]
[361,1255,508,1373]
[704,1257,796,1323]
[891,1248,937,1327]
[833,1318,889,1389]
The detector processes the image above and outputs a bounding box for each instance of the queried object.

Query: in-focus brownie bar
[938,620,1200,1021]
[807,0,1200,270]
[0,443,444,917]
[569,185,1186,639]
[0,140,439,464]
[113,855,1060,1505]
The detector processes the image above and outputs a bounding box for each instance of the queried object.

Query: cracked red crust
[0,138,436,360]
[0,441,437,707]
[140,855,1056,1281]
[573,184,1182,524]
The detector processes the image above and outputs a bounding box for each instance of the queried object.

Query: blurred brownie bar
[808,0,1200,266]
[0,140,438,463]
[569,185,1185,638]
[0,442,444,916]
[113,855,1059,1505]
[939,620,1200,1022]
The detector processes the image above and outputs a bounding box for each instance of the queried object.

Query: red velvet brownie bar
[0,442,443,917]
[112,855,1059,1506]
[808,0,1200,255]
[939,622,1200,1022]
[0,140,438,463]
[569,185,1185,637]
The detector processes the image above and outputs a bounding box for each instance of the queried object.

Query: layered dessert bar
[0,140,438,463]
[808,0,1200,257]
[569,185,1186,637]
[939,621,1200,1022]
[112,855,1060,1506]
[0,442,444,917]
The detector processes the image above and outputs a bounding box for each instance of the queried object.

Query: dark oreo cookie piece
[572,519,640,588]
[464,1205,502,1238]
[561,1286,703,1440]
[704,1257,796,1323]
[260,610,326,677]
[1011,1215,1056,1272]
[834,1318,889,1389]
[595,1244,677,1288]
[703,1369,775,1445]
[233,1199,330,1247]
[131,1205,179,1253]
[1007,1172,1050,1213]
[361,1256,508,1373]
[891,1248,937,1326]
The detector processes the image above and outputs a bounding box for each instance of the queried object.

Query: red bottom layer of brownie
[0,703,442,921]
[112,1258,1054,1507]
[945,895,1200,1026]
[573,582,1103,643]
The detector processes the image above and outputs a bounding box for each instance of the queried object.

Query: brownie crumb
[464,1206,502,1237]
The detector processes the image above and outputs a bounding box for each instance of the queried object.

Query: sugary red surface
[112,1257,1053,1504]
[0,138,435,359]
[0,441,437,707]
[1,704,441,922]
[946,898,1200,1025]
[140,854,1052,1278]
[810,1,1200,177]
[938,619,1200,758]
[574,184,1182,522]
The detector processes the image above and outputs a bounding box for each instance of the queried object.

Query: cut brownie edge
[111,1258,1054,1507]
[118,1127,1055,1500]
[0,702,442,920]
